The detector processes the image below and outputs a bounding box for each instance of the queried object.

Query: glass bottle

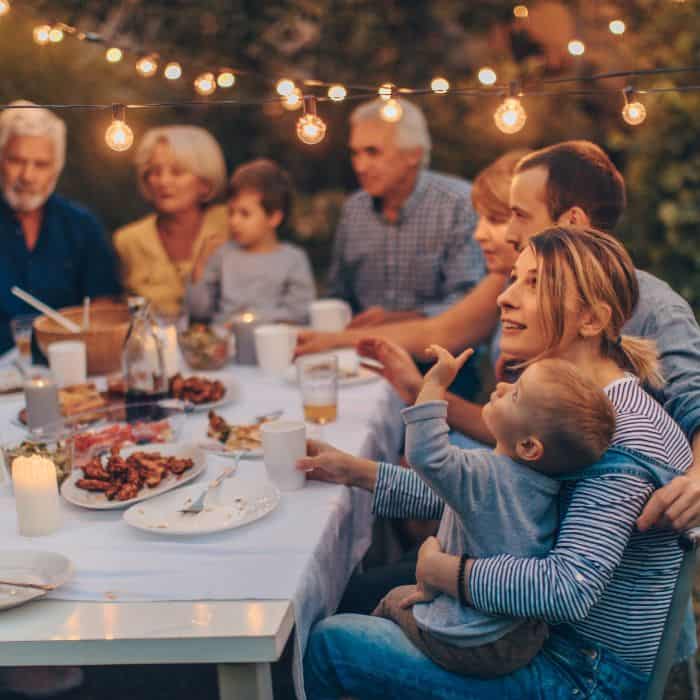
[122,297,168,419]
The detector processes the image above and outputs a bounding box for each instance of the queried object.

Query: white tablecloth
[0,364,389,698]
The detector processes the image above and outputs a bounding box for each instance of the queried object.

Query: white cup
[48,341,87,387]
[254,324,297,374]
[261,420,306,491]
[310,299,352,332]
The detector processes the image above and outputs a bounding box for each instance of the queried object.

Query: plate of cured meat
[60,443,206,510]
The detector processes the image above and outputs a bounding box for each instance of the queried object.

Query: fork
[178,455,240,515]
[253,409,283,423]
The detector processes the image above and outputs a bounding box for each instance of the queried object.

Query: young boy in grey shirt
[373,345,616,677]
[186,158,315,324]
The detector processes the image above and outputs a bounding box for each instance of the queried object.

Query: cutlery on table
[0,579,56,591]
[11,287,81,333]
[178,457,240,515]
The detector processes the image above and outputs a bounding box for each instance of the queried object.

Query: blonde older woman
[114,125,228,316]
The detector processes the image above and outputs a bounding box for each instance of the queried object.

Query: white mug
[310,299,352,332]
[261,420,306,491]
[48,340,87,387]
[254,324,298,374]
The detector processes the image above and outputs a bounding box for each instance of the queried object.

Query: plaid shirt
[326,170,485,316]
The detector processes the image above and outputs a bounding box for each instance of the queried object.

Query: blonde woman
[114,125,228,316]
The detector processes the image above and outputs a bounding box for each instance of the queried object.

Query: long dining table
[0,356,390,699]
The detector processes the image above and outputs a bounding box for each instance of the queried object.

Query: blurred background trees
[1,0,698,313]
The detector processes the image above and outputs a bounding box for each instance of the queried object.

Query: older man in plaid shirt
[327,98,486,329]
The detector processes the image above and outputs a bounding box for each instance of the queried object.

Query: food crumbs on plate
[104,591,118,600]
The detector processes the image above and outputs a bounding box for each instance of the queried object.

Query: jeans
[304,615,647,700]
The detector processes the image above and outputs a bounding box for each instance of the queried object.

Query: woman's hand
[296,439,378,492]
[294,329,342,358]
[637,470,700,531]
[356,337,423,404]
[191,230,229,284]
[399,536,443,608]
[422,345,474,391]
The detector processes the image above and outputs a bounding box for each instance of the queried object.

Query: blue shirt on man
[0,193,121,354]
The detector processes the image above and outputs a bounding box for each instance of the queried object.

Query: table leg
[217,662,273,700]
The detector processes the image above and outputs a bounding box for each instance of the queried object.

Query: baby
[373,345,616,678]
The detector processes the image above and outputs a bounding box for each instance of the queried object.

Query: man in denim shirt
[0,101,120,356]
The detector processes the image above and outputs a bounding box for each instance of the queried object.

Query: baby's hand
[422,345,474,391]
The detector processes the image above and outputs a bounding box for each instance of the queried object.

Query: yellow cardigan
[113,205,228,316]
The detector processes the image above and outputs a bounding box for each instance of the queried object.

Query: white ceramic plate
[0,551,73,611]
[181,375,238,413]
[123,477,280,536]
[0,367,23,395]
[61,443,206,510]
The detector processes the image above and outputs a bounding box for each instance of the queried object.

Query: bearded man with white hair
[0,100,120,355]
[326,97,487,328]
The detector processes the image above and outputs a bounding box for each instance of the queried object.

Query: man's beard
[2,181,54,213]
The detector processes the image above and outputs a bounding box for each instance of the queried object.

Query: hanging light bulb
[621,87,646,126]
[105,104,134,152]
[378,83,395,100]
[217,70,236,88]
[609,20,626,35]
[431,77,450,94]
[136,55,158,77]
[380,98,403,123]
[567,39,585,56]
[296,96,327,145]
[106,47,123,63]
[494,85,527,134]
[33,25,51,45]
[194,72,216,95]
[478,67,497,86]
[276,79,296,97]
[327,84,347,102]
[164,62,182,80]
[0,1,10,17]
[282,87,303,110]
[513,5,529,18]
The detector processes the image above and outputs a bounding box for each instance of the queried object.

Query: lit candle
[24,376,61,431]
[231,311,259,365]
[12,455,62,537]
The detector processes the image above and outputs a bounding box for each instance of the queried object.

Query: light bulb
[622,101,646,126]
[194,72,216,95]
[513,5,529,18]
[296,114,327,145]
[282,87,303,111]
[106,47,123,63]
[48,26,63,43]
[164,62,182,80]
[276,79,295,97]
[217,71,235,88]
[609,20,626,35]
[136,56,158,77]
[0,0,10,17]
[478,67,497,86]
[568,40,585,56]
[105,119,134,152]
[378,83,394,100]
[494,97,527,134]
[327,84,347,102]
[431,77,450,94]
[380,98,403,123]
[33,25,51,45]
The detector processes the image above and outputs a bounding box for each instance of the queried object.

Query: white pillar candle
[12,455,62,537]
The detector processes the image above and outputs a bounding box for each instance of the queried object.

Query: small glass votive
[297,354,338,425]
[10,314,37,367]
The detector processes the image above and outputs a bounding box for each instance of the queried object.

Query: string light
[621,87,647,126]
[48,26,64,43]
[217,70,235,88]
[105,104,134,152]
[105,47,123,63]
[494,85,527,134]
[276,79,296,97]
[478,67,497,86]
[568,40,585,56]
[282,87,303,110]
[164,62,182,80]
[296,96,327,145]
[136,55,158,77]
[327,84,347,102]
[0,0,10,17]
[513,5,529,18]
[431,77,450,94]
[194,72,216,95]
[380,98,403,122]
[378,83,395,100]
[33,25,51,45]
[609,20,626,35]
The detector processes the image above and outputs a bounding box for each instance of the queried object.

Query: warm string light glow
[136,55,158,77]
[217,70,235,88]
[327,84,347,102]
[33,24,51,45]
[105,47,123,63]
[0,0,10,17]
[609,19,626,35]
[622,87,647,126]
[378,83,395,100]
[48,26,64,43]
[431,77,450,94]
[568,39,585,56]
[380,98,403,122]
[513,5,529,18]
[296,96,327,145]
[282,87,303,110]
[494,87,527,134]
[194,72,216,95]
[478,67,497,86]
[164,61,182,80]
[105,104,134,152]
[276,79,296,97]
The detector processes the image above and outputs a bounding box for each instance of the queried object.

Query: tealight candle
[12,455,62,537]
[231,311,259,365]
